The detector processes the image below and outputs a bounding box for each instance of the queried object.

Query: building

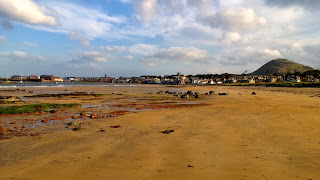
[28,75,40,81]
[54,77,64,82]
[40,75,54,82]
[10,75,28,81]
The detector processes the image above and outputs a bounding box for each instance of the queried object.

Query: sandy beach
[0,85,320,179]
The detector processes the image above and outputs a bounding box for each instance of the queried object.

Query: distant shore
[1,81,320,89]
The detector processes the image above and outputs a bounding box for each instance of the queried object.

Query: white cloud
[260,48,282,57]
[284,24,297,32]
[144,47,208,62]
[216,46,282,67]
[170,23,222,45]
[0,35,5,42]
[0,0,56,25]
[278,43,320,68]
[0,51,45,61]
[130,45,209,67]
[219,0,245,7]
[125,55,133,60]
[4,1,128,43]
[264,0,320,10]
[119,0,132,4]
[1,20,14,30]
[89,63,103,70]
[221,32,241,45]
[80,39,90,48]
[45,1,126,39]
[72,51,111,62]
[129,44,158,55]
[199,7,267,32]
[100,46,126,53]
[135,0,158,24]
[23,41,38,47]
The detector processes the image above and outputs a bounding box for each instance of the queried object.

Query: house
[40,75,54,82]
[54,77,64,82]
[153,78,161,84]
[190,77,199,84]
[66,77,80,82]
[10,75,28,81]
[248,78,255,83]
[28,75,40,81]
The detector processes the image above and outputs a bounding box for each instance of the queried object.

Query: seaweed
[0,103,80,115]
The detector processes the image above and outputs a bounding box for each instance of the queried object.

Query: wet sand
[0,85,320,179]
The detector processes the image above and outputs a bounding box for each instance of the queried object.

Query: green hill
[251,58,314,75]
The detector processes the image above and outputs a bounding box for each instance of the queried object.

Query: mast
[20,74,23,83]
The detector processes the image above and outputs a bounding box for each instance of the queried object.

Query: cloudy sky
[0,0,319,77]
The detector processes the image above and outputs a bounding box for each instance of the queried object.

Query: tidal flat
[0,84,320,179]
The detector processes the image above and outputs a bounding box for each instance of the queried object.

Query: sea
[0,82,138,88]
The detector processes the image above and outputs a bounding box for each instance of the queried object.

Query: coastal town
[1,71,319,85]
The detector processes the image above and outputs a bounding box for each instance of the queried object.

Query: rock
[50,110,61,113]
[0,127,7,134]
[90,114,97,119]
[218,92,229,95]
[209,91,215,95]
[80,111,87,116]
[180,94,190,98]
[162,130,174,134]
[186,91,193,94]
[110,125,121,128]
[194,95,199,98]
[10,120,18,124]
[73,127,81,131]
[252,92,256,95]
[41,119,49,123]
[67,122,77,126]
[156,91,164,94]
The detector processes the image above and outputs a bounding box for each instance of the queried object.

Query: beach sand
[0,85,320,179]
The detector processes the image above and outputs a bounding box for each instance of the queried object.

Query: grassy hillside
[251,58,313,75]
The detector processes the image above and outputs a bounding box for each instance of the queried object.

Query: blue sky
[0,0,319,77]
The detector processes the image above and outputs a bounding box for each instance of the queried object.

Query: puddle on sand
[82,104,108,108]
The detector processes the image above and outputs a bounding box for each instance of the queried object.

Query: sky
[0,0,319,77]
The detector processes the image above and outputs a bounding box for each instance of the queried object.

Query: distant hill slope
[251,58,314,75]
